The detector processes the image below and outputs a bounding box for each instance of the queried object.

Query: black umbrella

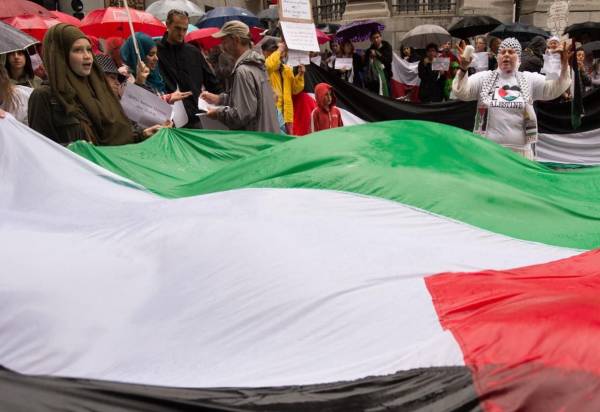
[0,20,38,54]
[448,16,501,39]
[564,22,600,43]
[488,23,550,43]
[582,41,600,59]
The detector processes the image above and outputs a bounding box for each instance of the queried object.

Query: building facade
[313,0,600,50]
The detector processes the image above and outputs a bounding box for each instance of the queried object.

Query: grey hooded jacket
[216,49,280,133]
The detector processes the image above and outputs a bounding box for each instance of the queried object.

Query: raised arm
[536,44,572,101]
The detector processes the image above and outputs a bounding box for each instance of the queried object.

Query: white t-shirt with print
[452,69,569,150]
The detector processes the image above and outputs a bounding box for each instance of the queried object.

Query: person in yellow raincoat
[262,38,305,134]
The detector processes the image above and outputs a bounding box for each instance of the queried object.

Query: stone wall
[521,0,600,35]
[323,0,599,52]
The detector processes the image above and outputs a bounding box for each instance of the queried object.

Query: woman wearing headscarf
[28,24,154,146]
[452,37,571,160]
[120,32,190,103]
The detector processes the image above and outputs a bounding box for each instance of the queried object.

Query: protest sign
[470,52,489,72]
[432,57,449,72]
[541,52,562,80]
[279,0,312,21]
[280,21,319,52]
[121,83,172,129]
[287,50,310,66]
[171,100,188,128]
[335,57,353,70]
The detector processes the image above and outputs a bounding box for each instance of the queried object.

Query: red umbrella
[250,26,265,44]
[3,14,59,41]
[80,7,166,39]
[49,10,82,27]
[316,29,331,45]
[0,0,52,19]
[185,27,220,50]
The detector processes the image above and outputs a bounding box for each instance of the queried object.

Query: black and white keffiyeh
[498,37,522,58]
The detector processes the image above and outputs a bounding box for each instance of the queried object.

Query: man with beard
[200,21,279,133]
[157,9,219,127]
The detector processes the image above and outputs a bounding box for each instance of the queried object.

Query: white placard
[310,55,321,66]
[286,50,310,67]
[431,57,449,71]
[280,21,319,52]
[197,113,229,130]
[280,0,312,20]
[470,52,489,71]
[170,100,188,128]
[541,52,562,80]
[29,53,43,71]
[334,57,353,70]
[121,83,172,129]
[197,97,217,112]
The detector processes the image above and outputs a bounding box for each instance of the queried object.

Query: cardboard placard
[280,21,319,52]
[121,83,172,129]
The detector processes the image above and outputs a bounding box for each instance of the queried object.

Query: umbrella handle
[122,0,142,65]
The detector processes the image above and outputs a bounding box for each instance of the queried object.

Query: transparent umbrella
[400,24,451,49]
[0,20,38,54]
[146,0,205,24]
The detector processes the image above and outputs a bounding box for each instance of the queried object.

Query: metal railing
[391,0,456,14]
[313,0,346,22]
[313,0,456,22]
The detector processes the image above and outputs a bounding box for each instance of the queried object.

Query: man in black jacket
[157,9,220,127]
[364,31,393,93]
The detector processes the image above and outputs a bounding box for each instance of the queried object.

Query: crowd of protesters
[0,9,598,161]
[0,9,344,144]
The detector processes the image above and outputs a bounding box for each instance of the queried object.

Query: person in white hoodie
[452,37,571,160]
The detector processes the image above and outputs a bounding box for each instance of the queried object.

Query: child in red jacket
[310,83,343,132]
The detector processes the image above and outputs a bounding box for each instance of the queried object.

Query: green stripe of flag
[70,120,600,250]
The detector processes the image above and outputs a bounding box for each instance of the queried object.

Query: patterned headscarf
[498,37,522,58]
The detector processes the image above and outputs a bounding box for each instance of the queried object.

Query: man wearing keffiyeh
[451,37,572,160]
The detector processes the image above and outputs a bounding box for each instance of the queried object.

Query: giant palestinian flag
[305,64,600,165]
[2,114,600,411]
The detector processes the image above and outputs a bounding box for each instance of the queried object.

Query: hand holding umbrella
[135,60,150,85]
